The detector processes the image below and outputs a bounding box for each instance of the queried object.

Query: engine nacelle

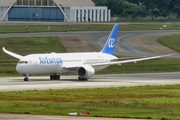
[77,65,95,79]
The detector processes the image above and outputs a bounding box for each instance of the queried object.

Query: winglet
[2,47,24,59]
[101,24,119,55]
[160,52,177,57]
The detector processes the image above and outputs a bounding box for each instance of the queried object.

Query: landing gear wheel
[50,75,60,80]
[57,75,60,80]
[23,74,29,81]
[78,77,88,81]
[24,78,29,81]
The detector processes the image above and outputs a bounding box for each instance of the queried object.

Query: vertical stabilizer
[101,24,119,55]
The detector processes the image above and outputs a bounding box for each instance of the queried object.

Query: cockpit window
[19,61,28,64]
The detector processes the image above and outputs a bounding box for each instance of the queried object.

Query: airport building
[0,0,111,22]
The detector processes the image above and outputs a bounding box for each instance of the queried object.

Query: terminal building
[0,0,111,22]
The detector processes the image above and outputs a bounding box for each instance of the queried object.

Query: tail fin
[101,24,119,55]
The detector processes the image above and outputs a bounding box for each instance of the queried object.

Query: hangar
[0,0,111,22]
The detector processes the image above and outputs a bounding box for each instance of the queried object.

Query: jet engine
[77,65,95,79]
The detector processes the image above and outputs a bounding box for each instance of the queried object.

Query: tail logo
[108,38,115,48]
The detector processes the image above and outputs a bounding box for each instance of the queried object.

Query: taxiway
[1,30,180,58]
[0,72,180,91]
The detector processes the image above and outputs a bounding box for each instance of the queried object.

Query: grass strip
[0,36,67,60]
[157,34,180,53]
[0,85,180,119]
[0,23,179,33]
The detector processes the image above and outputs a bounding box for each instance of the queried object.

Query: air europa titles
[39,57,62,65]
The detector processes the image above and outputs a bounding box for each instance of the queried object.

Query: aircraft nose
[16,64,22,73]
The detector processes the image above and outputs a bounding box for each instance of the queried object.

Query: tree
[92,0,180,18]
[138,10,146,18]
[173,6,180,18]
[92,0,125,16]
[152,10,161,18]
[121,1,140,18]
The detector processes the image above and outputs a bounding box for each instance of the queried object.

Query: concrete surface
[0,113,142,120]
[0,72,180,91]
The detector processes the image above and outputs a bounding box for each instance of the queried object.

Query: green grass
[1,85,180,119]
[157,34,180,53]
[0,63,19,77]
[0,23,180,33]
[0,36,67,60]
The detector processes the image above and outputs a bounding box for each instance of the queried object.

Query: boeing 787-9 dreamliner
[2,24,174,81]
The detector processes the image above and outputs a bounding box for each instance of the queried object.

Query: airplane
[2,24,175,81]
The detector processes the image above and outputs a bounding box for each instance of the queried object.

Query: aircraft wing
[2,47,24,59]
[92,53,176,66]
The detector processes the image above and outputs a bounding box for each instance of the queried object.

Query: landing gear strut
[78,77,88,81]
[50,74,60,80]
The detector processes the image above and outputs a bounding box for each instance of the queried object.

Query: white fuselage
[16,52,117,75]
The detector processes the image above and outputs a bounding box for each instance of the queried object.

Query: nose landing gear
[24,74,29,81]
[24,77,29,81]
[50,74,60,80]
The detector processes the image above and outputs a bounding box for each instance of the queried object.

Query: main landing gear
[50,74,60,80]
[78,77,88,81]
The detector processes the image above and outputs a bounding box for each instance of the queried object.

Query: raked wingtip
[161,53,177,57]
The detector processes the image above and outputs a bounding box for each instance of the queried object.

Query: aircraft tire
[50,75,60,80]
[57,75,60,80]
[50,75,53,80]
[78,77,88,81]
[24,78,29,81]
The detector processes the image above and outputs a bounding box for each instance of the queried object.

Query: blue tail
[101,24,119,55]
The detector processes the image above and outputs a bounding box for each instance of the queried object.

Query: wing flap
[2,47,24,59]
